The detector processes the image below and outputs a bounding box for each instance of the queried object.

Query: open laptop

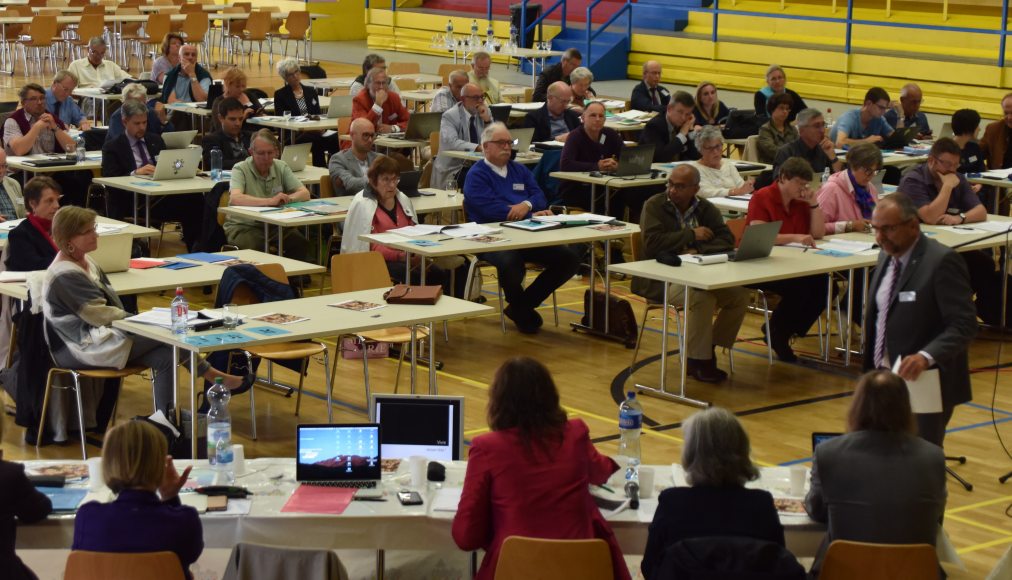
[511,127,535,154]
[723,220,782,262]
[161,130,198,150]
[812,432,842,453]
[135,148,201,181]
[296,424,384,498]
[489,104,512,124]
[399,170,422,197]
[878,125,919,149]
[200,81,223,110]
[280,143,312,173]
[385,112,442,141]
[370,394,464,461]
[91,233,133,273]
[602,143,656,177]
[326,95,355,119]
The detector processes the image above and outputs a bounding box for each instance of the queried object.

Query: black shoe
[767,325,797,363]
[504,304,540,334]
[686,358,727,383]
[229,373,257,396]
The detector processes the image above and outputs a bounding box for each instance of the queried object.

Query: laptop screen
[371,394,463,460]
[296,424,381,482]
[811,432,842,453]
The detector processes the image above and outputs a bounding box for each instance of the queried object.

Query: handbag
[383,284,442,305]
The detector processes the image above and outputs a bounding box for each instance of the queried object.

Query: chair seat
[359,326,429,344]
[61,365,148,379]
[246,341,325,360]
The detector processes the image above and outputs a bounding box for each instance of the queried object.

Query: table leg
[145,196,150,228]
[428,321,436,394]
[409,325,417,394]
[190,351,199,463]
[823,274,832,363]
[375,549,385,580]
[604,238,611,335]
[843,269,854,367]
[263,223,269,253]
[277,225,284,256]
[172,345,179,421]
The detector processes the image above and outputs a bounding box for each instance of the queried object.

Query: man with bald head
[433,83,492,188]
[633,164,748,382]
[329,117,382,196]
[631,60,670,114]
[884,83,931,139]
[524,81,581,143]
[532,47,581,102]
[432,69,469,113]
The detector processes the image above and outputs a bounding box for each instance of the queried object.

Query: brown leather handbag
[383,284,443,305]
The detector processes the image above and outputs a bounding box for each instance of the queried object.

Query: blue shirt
[463,159,547,223]
[172,74,212,103]
[883,109,932,136]
[829,108,893,143]
[44,89,84,127]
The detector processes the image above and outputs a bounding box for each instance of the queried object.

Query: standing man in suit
[433,83,491,190]
[532,48,581,102]
[201,97,251,171]
[864,193,977,446]
[329,118,381,197]
[630,60,670,115]
[523,81,581,143]
[101,101,202,250]
[641,90,700,163]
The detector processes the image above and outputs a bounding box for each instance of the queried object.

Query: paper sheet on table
[179,493,208,513]
[431,487,463,512]
[679,253,728,265]
[281,485,355,514]
[0,218,23,230]
[980,167,1012,179]
[818,239,876,254]
[265,210,313,220]
[892,357,942,414]
[0,271,29,282]
[444,223,501,238]
[958,221,1012,233]
[125,308,198,328]
[614,109,651,121]
[941,226,986,235]
[533,213,614,224]
[96,223,128,234]
[508,101,543,111]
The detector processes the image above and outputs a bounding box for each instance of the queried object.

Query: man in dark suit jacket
[864,193,977,446]
[102,100,202,251]
[630,60,670,115]
[201,97,251,171]
[531,48,581,102]
[524,82,581,143]
[640,90,701,163]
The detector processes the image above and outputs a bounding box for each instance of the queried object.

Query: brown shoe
[686,358,727,384]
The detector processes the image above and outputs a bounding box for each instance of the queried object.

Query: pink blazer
[817,170,878,233]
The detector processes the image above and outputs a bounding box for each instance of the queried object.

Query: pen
[596,484,615,494]
[953,226,974,231]
[437,237,454,241]
[352,497,388,502]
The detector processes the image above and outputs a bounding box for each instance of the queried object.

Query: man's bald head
[350,118,376,154]
[547,81,572,115]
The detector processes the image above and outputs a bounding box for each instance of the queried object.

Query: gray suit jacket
[328,149,380,197]
[805,431,946,571]
[862,234,977,409]
[432,103,488,190]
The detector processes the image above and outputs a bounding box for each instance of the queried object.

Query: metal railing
[521,0,567,48]
[585,0,632,64]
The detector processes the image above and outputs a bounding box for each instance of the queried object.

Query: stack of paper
[614,109,652,122]
[443,223,502,238]
[817,239,876,254]
[533,213,614,224]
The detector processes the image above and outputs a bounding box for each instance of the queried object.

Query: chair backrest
[387,62,419,75]
[225,263,288,306]
[82,5,105,15]
[27,15,57,45]
[742,134,761,162]
[182,11,208,38]
[284,10,309,38]
[145,13,171,43]
[64,550,185,580]
[397,77,418,92]
[820,541,938,580]
[180,4,204,14]
[630,230,644,261]
[245,10,270,38]
[493,536,612,580]
[330,252,393,293]
[319,175,334,198]
[726,217,746,246]
[77,13,105,40]
[12,5,33,17]
[438,62,470,86]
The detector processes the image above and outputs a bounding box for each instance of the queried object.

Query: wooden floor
[2,50,1012,578]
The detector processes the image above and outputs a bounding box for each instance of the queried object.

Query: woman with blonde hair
[210,67,264,131]
[693,81,729,126]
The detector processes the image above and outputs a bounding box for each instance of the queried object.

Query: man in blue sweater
[464,122,580,333]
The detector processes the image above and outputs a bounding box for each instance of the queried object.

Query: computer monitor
[370,394,464,461]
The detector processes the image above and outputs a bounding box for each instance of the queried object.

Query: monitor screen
[296,424,381,481]
[371,395,464,461]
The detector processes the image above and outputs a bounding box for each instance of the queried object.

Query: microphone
[624,481,640,510]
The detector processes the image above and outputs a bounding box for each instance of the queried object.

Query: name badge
[390,113,399,121]
[513,183,525,191]
[899,291,916,303]
[969,155,978,163]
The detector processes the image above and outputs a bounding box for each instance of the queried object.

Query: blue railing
[520,0,567,48]
[709,0,1012,67]
[586,0,631,64]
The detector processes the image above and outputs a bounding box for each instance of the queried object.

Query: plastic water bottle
[75,135,86,162]
[824,108,834,136]
[209,146,222,181]
[486,23,495,50]
[170,286,188,336]
[445,19,454,47]
[206,378,234,484]
[509,22,518,51]
[821,167,831,184]
[618,392,642,482]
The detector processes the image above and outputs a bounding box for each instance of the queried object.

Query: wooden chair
[135,13,171,72]
[222,6,248,62]
[387,61,419,75]
[819,540,938,580]
[0,9,25,64]
[438,62,469,86]
[65,551,185,580]
[18,15,59,76]
[180,11,208,56]
[493,537,612,580]
[70,14,105,59]
[329,252,430,403]
[240,10,272,66]
[396,77,417,92]
[82,5,105,15]
[278,10,309,61]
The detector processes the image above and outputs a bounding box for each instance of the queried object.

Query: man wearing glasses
[433,83,492,189]
[463,122,579,334]
[329,118,382,197]
[641,90,700,163]
[884,83,931,139]
[352,69,410,134]
[66,37,129,90]
[830,87,895,148]
[634,164,748,382]
[773,108,844,178]
[523,81,580,143]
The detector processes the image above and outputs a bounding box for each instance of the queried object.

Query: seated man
[468,51,500,104]
[884,83,931,139]
[830,87,895,148]
[202,97,251,171]
[523,81,580,143]
[329,118,381,196]
[532,48,581,102]
[352,69,409,134]
[463,122,579,333]
[633,165,748,383]
[101,100,202,250]
[559,101,622,209]
[641,90,701,163]
[349,53,400,98]
[431,69,468,114]
[45,71,90,130]
[630,60,670,115]
[773,108,844,178]
[105,83,173,142]
[66,37,129,89]
[160,44,211,104]
[433,83,491,190]
[225,129,312,262]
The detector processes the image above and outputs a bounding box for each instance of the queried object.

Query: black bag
[300,63,326,79]
[103,79,159,95]
[722,108,764,139]
[581,289,638,348]
[132,414,206,459]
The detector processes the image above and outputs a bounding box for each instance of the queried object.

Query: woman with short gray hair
[690,125,754,198]
[640,407,785,579]
[817,142,882,234]
[274,58,337,166]
[568,66,596,108]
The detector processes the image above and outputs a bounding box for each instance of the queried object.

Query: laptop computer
[296,423,384,498]
[811,432,842,453]
[605,144,656,177]
[161,130,197,150]
[135,148,202,181]
[399,170,422,197]
[326,95,355,119]
[724,220,782,262]
[489,104,512,124]
[878,125,919,149]
[200,82,223,110]
[511,127,535,154]
[21,156,78,168]
[280,143,312,173]
[938,122,953,139]
[386,112,442,141]
[91,233,133,273]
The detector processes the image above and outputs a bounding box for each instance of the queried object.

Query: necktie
[135,139,150,167]
[53,100,61,120]
[468,115,479,144]
[652,87,660,106]
[873,258,902,368]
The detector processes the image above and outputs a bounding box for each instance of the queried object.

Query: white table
[7,152,103,185]
[247,116,339,146]
[441,149,541,166]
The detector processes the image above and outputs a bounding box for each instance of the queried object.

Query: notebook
[511,127,535,154]
[135,147,201,181]
[296,424,384,498]
[399,170,422,197]
[605,144,656,177]
[878,125,919,150]
[811,432,842,453]
[280,143,312,173]
[91,233,133,273]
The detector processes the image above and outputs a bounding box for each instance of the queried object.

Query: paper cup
[87,457,103,491]
[789,466,807,496]
[638,467,656,499]
[408,455,427,488]
[232,444,245,476]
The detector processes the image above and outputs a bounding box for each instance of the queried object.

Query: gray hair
[52,70,78,86]
[694,124,723,151]
[251,128,281,153]
[448,69,469,84]
[361,53,385,76]
[795,108,824,128]
[277,58,301,80]
[682,407,759,487]
[88,36,107,50]
[765,63,784,80]
[846,142,883,172]
[121,82,148,102]
[569,66,594,84]
[900,82,921,98]
[365,67,388,94]
[480,122,508,145]
[120,99,148,120]
[471,50,491,64]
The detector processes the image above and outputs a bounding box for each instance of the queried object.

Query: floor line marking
[947,495,1012,514]
[954,535,1012,555]
[945,513,1012,537]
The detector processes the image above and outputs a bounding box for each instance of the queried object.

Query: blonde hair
[51,206,97,251]
[695,81,718,122]
[222,67,247,91]
[102,421,167,494]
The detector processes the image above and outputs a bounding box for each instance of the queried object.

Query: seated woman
[210,67,264,133]
[105,83,173,143]
[342,156,466,296]
[73,420,203,577]
[641,407,784,579]
[757,93,799,164]
[273,58,337,167]
[151,32,182,85]
[452,357,630,580]
[41,206,254,415]
[5,176,60,272]
[568,66,597,113]
[951,108,989,207]
[746,156,827,362]
[693,81,729,126]
[691,125,754,198]
[805,370,946,576]
[817,142,881,234]
[0,411,53,580]
[754,64,807,123]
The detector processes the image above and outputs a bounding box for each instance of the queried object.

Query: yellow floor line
[945,513,1012,537]
[955,534,1012,555]
[947,495,1012,514]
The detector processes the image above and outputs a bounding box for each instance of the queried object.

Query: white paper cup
[408,455,427,488]
[87,457,103,491]
[638,467,656,499]
[789,466,807,496]
[232,444,245,476]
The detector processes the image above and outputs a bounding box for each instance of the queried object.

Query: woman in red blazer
[452,357,630,580]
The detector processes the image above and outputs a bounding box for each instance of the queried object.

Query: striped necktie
[874,257,902,368]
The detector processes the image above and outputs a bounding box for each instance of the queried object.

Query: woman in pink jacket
[817,143,883,234]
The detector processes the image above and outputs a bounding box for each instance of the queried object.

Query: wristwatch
[960,212,967,223]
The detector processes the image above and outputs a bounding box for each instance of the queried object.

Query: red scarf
[27,214,57,251]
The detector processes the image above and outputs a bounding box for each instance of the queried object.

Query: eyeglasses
[870,221,912,234]
[931,156,958,171]
[700,143,722,152]
[856,166,881,176]
[666,182,696,192]
[485,139,513,148]
[359,132,376,139]
[377,175,400,185]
